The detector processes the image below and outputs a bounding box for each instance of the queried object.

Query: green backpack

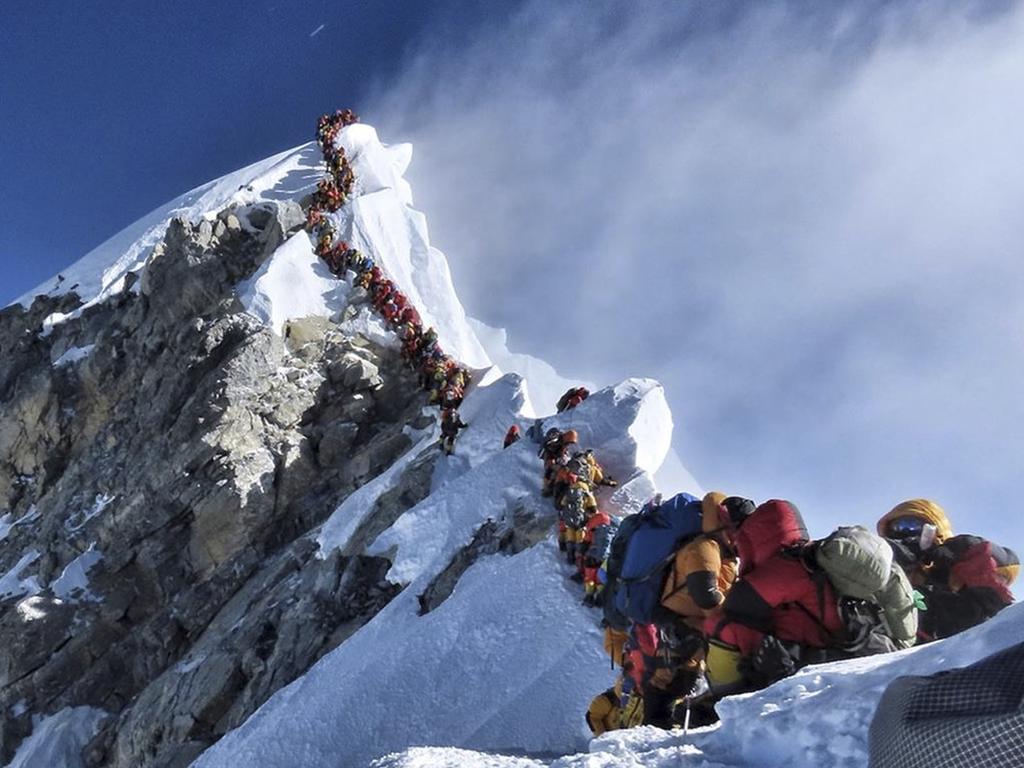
[814,526,918,651]
[815,526,892,599]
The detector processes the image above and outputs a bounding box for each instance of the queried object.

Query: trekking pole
[682,701,692,736]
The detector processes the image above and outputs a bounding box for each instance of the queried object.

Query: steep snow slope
[193,377,674,768]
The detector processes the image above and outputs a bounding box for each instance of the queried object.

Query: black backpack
[566,452,592,483]
[561,485,590,529]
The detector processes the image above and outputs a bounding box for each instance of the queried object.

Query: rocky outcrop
[0,203,432,766]
[417,496,553,615]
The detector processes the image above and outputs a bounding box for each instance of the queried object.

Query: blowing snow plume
[370,1,1024,551]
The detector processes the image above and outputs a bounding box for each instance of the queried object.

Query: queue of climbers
[305,109,472,455]
[305,108,1018,741]
[579,490,1019,736]
[536,427,620,607]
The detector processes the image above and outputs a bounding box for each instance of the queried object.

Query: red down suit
[711,500,844,655]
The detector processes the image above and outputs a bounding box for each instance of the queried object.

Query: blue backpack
[612,493,703,625]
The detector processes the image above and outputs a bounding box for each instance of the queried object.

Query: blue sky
[0,0,516,303]
[3,1,1022,556]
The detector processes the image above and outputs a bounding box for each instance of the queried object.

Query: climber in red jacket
[704,499,844,697]
[503,425,521,449]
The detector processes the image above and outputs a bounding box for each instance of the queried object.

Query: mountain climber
[703,499,844,706]
[620,621,696,728]
[568,449,618,490]
[635,493,748,728]
[381,300,401,325]
[448,366,470,391]
[878,498,953,584]
[560,476,597,569]
[401,325,422,362]
[439,409,468,456]
[440,383,464,410]
[421,327,439,352]
[320,244,344,276]
[917,533,1018,641]
[540,429,577,497]
[429,357,453,404]
[399,305,421,329]
[503,425,521,448]
[551,459,579,509]
[556,386,590,413]
[660,492,744,630]
[372,279,394,310]
[581,507,615,606]
[878,499,1017,640]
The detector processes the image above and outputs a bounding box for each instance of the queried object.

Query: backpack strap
[660,534,712,602]
[621,535,699,585]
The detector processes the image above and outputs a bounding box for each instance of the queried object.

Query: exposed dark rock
[418,499,553,615]
[0,202,428,767]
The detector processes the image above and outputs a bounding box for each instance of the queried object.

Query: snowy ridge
[322,123,491,369]
[5,112,695,766]
[14,143,323,311]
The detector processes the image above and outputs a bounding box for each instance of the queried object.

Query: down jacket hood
[735,499,809,574]
[878,498,954,543]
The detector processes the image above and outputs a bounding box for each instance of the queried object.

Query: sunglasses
[886,516,926,539]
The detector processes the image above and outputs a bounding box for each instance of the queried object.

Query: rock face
[0,203,432,767]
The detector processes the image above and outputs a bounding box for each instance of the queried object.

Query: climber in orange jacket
[661,492,743,631]
[637,492,744,727]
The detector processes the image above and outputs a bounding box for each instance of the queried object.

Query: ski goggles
[885,515,926,539]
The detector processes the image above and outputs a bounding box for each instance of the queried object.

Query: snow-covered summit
[16,123,491,370]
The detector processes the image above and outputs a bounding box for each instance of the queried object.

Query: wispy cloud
[370,2,1024,549]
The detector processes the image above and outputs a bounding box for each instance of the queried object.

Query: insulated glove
[744,635,797,685]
